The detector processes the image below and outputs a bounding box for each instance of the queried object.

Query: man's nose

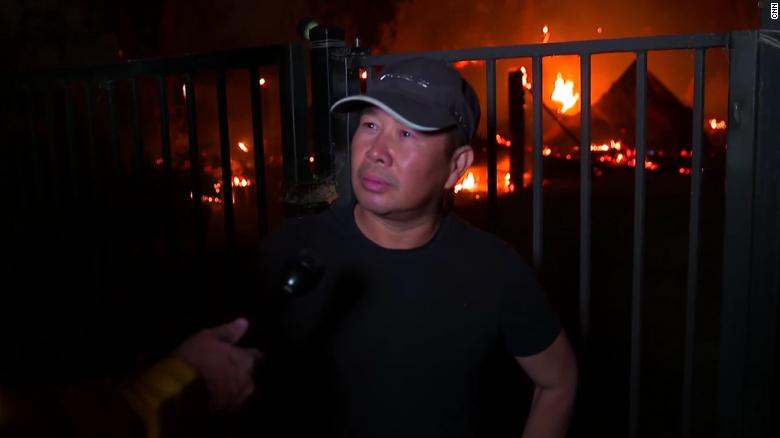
[366,131,392,165]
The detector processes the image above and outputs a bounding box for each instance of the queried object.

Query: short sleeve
[497,248,561,357]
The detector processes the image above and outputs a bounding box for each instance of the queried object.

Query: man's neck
[353,204,443,250]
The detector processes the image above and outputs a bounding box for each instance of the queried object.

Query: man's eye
[363,122,376,129]
[401,130,413,138]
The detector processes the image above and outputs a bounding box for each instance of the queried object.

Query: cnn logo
[772,2,779,20]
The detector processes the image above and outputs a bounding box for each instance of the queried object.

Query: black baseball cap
[330,58,481,141]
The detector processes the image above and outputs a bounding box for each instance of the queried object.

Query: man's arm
[515,330,578,438]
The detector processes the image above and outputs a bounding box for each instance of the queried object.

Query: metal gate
[1,11,778,438]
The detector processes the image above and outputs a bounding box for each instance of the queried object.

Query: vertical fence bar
[629,50,648,438]
[184,73,205,255]
[279,43,312,193]
[83,80,103,367]
[531,56,544,271]
[248,68,268,237]
[682,48,706,438]
[486,58,498,232]
[131,78,144,173]
[63,84,79,207]
[719,32,758,438]
[216,70,236,249]
[107,81,121,176]
[26,88,42,206]
[83,82,98,207]
[579,53,592,348]
[158,76,178,259]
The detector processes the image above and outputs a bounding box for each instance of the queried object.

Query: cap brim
[330,94,452,133]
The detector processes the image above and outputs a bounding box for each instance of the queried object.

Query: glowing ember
[496,134,512,147]
[597,27,603,34]
[360,69,368,80]
[504,172,515,192]
[259,78,267,87]
[542,25,551,44]
[551,72,580,114]
[453,60,483,70]
[590,139,623,152]
[708,118,727,130]
[679,167,692,175]
[309,155,315,163]
[182,84,187,99]
[543,147,552,156]
[237,141,249,152]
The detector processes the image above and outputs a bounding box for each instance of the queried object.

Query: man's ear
[443,145,474,190]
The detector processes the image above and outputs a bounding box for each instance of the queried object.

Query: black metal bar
[682,48,705,438]
[279,43,312,193]
[44,87,63,227]
[579,54,592,348]
[531,56,543,271]
[216,70,236,248]
[361,33,729,67]
[248,68,268,237]
[107,81,121,176]
[719,32,759,438]
[83,81,98,203]
[184,74,205,252]
[629,50,648,438]
[742,28,780,438]
[486,58,498,232]
[158,76,178,257]
[131,78,144,173]
[331,52,362,207]
[25,88,42,205]
[309,26,345,178]
[63,84,79,205]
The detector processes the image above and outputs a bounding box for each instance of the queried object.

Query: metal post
[309,25,346,179]
[719,28,780,438]
[330,47,363,206]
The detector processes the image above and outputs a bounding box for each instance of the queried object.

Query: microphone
[279,249,324,298]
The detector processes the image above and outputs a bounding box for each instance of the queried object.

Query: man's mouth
[360,174,391,192]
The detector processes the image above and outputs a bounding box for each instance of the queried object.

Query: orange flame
[237,141,249,152]
[454,171,477,194]
[708,118,726,130]
[520,66,532,90]
[551,72,580,114]
[360,69,368,80]
[259,78,267,87]
[542,25,550,44]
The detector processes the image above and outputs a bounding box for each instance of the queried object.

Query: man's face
[351,107,453,219]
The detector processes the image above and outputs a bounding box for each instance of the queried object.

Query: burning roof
[543,61,714,155]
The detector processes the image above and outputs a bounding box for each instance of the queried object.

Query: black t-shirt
[251,203,560,438]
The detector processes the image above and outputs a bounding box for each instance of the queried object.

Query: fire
[259,78,267,87]
[309,155,315,163]
[360,69,368,80]
[597,27,603,34]
[496,134,512,147]
[543,147,552,156]
[551,72,580,114]
[708,118,726,130]
[520,66,532,90]
[237,141,249,152]
[182,84,187,99]
[454,171,477,194]
[542,25,551,44]
[679,167,692,175]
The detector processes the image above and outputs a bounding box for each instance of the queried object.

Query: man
[254,58,577,438]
